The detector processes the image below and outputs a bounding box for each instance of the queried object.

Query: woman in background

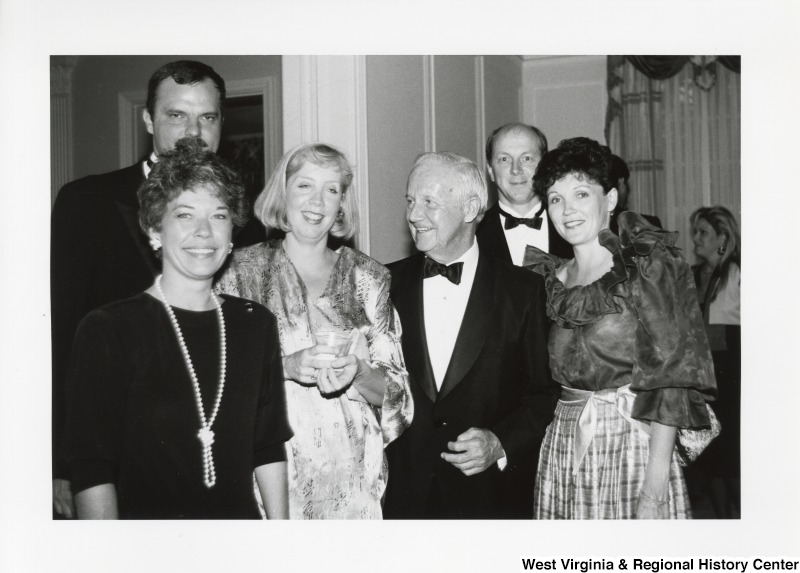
[523,137,716,519]
[217,143,413,519]
[690,205,741,518]
[64,137,292,519]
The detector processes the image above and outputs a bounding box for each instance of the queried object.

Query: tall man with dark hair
[384,152,558,519]
[51,60,226,517]
[477,122,572,263]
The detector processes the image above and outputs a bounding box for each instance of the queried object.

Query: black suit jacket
[477,202,573,263]
[384,250,559,519]
[51,161,159,478]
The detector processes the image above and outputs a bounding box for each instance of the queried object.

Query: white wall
[365,56,428,263]
[365,55,522,264]
[521,55,607,148]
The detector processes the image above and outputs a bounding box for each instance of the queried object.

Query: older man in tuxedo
[51,60,226,518]
[384,152,558,519]
[477,123,572,263]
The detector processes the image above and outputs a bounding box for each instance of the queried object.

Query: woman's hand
[317,354,359,396]
[350,359,388,406]
[636,490,670,519]
[53,478,75,518]
[282,345,341,385]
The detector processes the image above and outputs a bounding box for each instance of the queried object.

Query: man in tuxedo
[384,152,559,519]
[477,123,572,263]
[51,60,226,517]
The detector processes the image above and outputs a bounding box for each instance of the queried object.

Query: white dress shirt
[709,265,741,325]
[423,240,479,390]
[142,152,158,178]
[498,199,550,265]
[423,240,508,469]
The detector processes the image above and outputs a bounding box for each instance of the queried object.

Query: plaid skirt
[533,397,691,519]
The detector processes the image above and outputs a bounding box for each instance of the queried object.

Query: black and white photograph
[1,0,799,571]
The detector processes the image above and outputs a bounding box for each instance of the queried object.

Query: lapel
[394,255,438,404]
[437,251,494,402]
[480,205,513,263]
[114,161,160,276]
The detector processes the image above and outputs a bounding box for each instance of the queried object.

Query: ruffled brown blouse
[523,212,716,429]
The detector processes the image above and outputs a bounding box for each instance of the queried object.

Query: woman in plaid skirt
[523,138,717,519]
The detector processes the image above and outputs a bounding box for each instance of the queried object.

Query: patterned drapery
[605,56,741,260]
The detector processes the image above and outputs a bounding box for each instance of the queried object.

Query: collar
[449,239,479,279]
[143,152,159,178]
[497,199,542,219]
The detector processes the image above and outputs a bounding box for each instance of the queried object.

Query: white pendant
[198,427,215,448]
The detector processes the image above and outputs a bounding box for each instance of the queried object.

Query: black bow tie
[499,204,545,231]
[423,257,464,285]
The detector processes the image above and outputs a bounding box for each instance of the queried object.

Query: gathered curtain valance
[610,56,742,77]
[606,55,740,144]
[604,55,740,259]
[624,56,739,78]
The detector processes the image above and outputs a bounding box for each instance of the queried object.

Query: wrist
[354,357,372,379]
[491,433,505,463]
[281,355,293,379]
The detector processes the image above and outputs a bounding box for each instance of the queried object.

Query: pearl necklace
[155,275,226,488]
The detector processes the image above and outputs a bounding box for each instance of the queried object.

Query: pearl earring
[717,244,726,256]
[228,242,234,254]
[149,237,162,251]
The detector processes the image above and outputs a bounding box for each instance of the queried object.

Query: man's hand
[53,478,75,518]
[441,428,505,476]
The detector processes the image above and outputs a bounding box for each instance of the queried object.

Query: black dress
[63,293,293,519]
[693,265,741,479]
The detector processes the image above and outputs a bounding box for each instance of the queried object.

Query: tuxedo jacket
[384,250,559,519]
[477,202,573,263]
[51,161,159,477]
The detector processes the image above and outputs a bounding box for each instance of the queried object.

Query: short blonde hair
[254,143,359,239]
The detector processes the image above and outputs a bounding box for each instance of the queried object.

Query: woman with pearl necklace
[63,138,292,519]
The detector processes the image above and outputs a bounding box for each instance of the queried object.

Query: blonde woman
[217,143,413,519]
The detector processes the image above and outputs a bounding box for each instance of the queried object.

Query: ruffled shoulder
[522,240,628,328]
[616,211,680,265]
[617,212,717,415]
[522,246,563,279]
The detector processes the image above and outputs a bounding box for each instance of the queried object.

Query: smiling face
[692,217,725,266]
[488,129,543,212]
[405,163,478,264]
[546,173,617,247]
[149,185,233,285]
[285,162,344,246]
[143,78,222,157]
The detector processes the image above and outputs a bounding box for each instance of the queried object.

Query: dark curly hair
[533,137,616,200]
[138,137,248,234]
